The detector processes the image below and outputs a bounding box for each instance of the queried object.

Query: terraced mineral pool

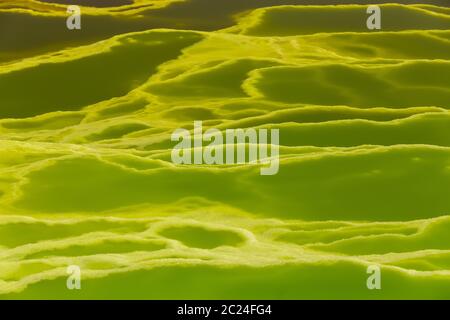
[0,0,449,299]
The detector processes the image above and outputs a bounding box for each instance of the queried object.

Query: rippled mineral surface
[0,0,449,299]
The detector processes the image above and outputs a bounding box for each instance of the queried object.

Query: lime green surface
[0,1,449,299]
